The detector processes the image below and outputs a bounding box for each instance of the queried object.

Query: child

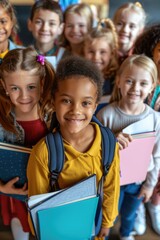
[0,0,22,59]
[0,47,55,240]
[84,18,119,98]
[133,24,160,236]
[63,3,93,56]
[97,55,160,240]
[28,0,64,69]
[113,2,147,64]
[27,56,120,239]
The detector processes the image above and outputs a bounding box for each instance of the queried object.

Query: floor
[0,212,159,240]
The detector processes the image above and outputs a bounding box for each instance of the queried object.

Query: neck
[35,42,56,55]
[118,100,145,115]
[0,41,9,53]
[15,105,39,121]
[70,43,83,56]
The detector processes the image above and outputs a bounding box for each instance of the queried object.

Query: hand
[116,132,132,150]
[97,227,110,238]
[153,94,160,111]
[138,185,153,203]
[0,177,28,195]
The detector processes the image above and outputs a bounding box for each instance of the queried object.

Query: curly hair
[54,55,104,102]
[133,24,160,58]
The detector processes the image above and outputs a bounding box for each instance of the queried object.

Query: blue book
[0,142,31,200]
[27,174,97,240]
[37,196,99,240]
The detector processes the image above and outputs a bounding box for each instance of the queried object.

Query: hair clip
[135,2,142,8]
[37,55,45,65]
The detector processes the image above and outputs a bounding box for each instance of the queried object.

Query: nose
[93,52,100,61]
[122,24,129,33]
[72,25,79,33]
[132,82,139,91]
[70,102,80,113]
[41,22,49,31]
[20,89,28,99]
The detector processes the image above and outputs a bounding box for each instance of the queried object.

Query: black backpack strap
[45,131,65,191]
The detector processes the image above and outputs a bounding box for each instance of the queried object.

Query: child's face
[0,6,13,46]
[117,64,154,107]
[115,10,143,52]
[54,76,97,135]
[28,9,63,45]
[64,13,88,45]
[2,70,42,118]
[153,42,160,79]
[84,37,112,71]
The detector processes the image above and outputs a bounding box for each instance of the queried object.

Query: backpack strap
[91,115,116,176]
[45,131,65,191]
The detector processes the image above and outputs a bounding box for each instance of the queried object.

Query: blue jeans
[119,183,143,237]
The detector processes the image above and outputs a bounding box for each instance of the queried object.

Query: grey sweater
[97,102,160,190]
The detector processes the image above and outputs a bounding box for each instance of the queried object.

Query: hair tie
[37,55,45,65]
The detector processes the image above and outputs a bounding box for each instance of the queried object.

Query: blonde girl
[97,55,160,240]
[0,47,55,240]
[84,18,119,97]
[0,0,22,58]
[63,3,93,56]
[113,2,147,64]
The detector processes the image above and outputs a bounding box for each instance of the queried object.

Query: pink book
[120,132,156,186]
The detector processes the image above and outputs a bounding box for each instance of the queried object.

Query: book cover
[120,132,155,185]
[37,196,99,240]
[27,174,97,239]
[0,142,31,188]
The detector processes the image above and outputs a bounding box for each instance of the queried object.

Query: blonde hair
[0,47,55,133]
[110,54,157,103]
[64,3,93,30]
[0,0,18,36]
[113,2,147,30]
[84,18,119,77]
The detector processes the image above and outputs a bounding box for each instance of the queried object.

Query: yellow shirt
[27,123,120,236]
[0,49,8,59]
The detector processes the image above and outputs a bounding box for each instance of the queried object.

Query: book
[27,174,97,240]
[38,197,99,240]
[120,132,156,185]
[0,142,31,199]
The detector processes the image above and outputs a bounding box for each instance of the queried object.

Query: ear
[28,19,33,32]
[57,23,65,36]
[1,79,6,90]
[115,75,120,88]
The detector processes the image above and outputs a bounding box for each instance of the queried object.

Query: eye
[129,23,136,29]
[10,86,19,91]
[35,20,42,25]
[82,101,91,107]
[62,98,71,104]
[28,85,36,90]
[0,19,7,25]
[141,81,148,86]
[49,22,57,26]
[126,79,133,85]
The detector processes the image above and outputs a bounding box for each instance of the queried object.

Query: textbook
[27,174,98,240]
[0,142,31,199]
[120,132,156,185]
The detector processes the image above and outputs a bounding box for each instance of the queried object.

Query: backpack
[45,115,116,236]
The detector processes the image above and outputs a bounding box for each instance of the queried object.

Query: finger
[8,177,19,185]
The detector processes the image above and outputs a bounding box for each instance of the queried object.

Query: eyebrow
[60,93,94,100]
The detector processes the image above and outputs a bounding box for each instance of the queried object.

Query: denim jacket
[0,112,25,145]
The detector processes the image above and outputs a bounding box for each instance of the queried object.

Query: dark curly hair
[54,56,104,102]
[133,24,160,57]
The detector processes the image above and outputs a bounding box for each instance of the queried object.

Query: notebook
[27,174,97,239]
[120,132,156,185]
[37,196,99,240]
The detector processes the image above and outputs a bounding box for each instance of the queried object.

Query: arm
[98,143,120,237]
